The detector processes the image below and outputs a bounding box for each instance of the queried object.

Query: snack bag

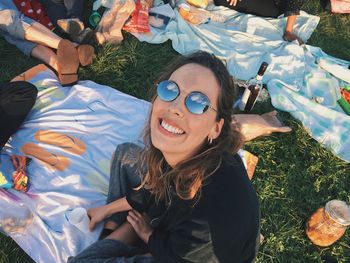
[11,155,30,192]
[187,0,209,9]
[178,3,210,25]
[0,171,12,189]
[123,0,153,33]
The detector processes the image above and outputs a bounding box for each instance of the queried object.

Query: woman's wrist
[105,203,115,217]
[144,230,153,243]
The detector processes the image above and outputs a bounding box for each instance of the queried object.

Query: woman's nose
[168,96,184,117]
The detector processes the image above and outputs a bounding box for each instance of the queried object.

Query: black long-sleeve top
[214,0,304,18]
[126,153,260,263]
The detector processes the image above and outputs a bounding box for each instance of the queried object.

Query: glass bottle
[306,200,350,247]
[239,62,268,112]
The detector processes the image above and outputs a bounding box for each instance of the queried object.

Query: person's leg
[39,0,68,26]
[30,44,59,71]
[104,143,143,230]
[24,21,63,49]
[67,239,142,263]
[106,221,139,246]
[0,82,38,149]
[64,0,84,20]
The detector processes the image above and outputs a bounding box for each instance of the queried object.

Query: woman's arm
[88,197,132,230]
[283,15,304,44]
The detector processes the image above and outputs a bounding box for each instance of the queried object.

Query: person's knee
[0,9,18,31]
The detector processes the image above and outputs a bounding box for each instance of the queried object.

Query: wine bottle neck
[256,75,263,81]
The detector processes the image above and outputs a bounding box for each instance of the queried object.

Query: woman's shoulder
[203,153,258,210]
[211,153,251,186]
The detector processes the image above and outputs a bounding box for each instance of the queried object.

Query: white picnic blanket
[0,69,150,263]
[132,5,350,162]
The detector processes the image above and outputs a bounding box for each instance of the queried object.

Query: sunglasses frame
[156,80,217,115]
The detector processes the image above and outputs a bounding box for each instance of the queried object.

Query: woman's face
[150,63,224,167]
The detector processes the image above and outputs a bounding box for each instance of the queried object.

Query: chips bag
[123,0,153,33]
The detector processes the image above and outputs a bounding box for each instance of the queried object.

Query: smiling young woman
[68,51,260,263]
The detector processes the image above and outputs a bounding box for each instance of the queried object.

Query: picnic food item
[0,199,33,236]
[187,0,209,8]
[0,171,12,189]
[123,0,153,33]
[178,3,210,25]
[306,200,350,247]
[11,155,29,192]
[339,88,350,115]
[239,62,268,112]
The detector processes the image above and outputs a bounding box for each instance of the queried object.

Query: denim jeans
[0,8,37,56]
[67,239,154,263]
[39,0,84,25]
[68,143,155,263]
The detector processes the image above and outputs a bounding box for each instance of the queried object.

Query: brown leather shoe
[57,39,79,86]
[57,18,84,37]
[77,45,96,67]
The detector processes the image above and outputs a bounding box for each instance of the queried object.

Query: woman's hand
[88,205,110,231]
[127,210,153,243]
[283,31,304,45]
[226,0,241,6]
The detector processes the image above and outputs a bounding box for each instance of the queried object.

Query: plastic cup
[66,207,90,233]
[89,11,101,28]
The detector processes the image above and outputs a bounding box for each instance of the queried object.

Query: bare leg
[30,44,58,71]
[24,21,62,49]
[106,221,140,246]
[104,220,119,230]
[283,15,304,44]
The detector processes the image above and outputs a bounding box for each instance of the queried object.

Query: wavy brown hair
[139,51,243,202]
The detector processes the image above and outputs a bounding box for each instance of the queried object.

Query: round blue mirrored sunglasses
[156,80,217,115]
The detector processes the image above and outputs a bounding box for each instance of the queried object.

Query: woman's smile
[158,118,185,137]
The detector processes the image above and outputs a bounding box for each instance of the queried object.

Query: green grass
[1,0,350,262]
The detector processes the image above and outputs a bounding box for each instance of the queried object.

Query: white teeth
[161,120,184,135]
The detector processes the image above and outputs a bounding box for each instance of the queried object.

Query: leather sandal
[57,39,79,86]
[77,44,96,67]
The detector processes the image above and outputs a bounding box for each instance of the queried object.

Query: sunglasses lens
[185,92,210,114]
[157,81,179,102]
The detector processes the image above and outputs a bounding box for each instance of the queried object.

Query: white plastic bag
[0,194,33,236]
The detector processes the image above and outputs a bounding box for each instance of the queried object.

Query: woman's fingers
[227,0,240,6]
[89,218,96,231]
[129,210,143,220]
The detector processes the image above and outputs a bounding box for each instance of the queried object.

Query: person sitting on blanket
[214,0,305,44]
[39,0,94,44]
[0,1,95,86]
[68,51,260,263]
[0,81,38,151]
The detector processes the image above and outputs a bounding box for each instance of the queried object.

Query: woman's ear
[209,118,224,140]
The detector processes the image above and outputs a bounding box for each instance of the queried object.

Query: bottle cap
[257,62,268,76]
[325,200,350,226]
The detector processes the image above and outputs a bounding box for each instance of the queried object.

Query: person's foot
[57,39,80,86]
[73,28,95,45]
[283,31,304,45]
[77,45,96,67]
[57,18,84,37]
[95,32,106,46]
